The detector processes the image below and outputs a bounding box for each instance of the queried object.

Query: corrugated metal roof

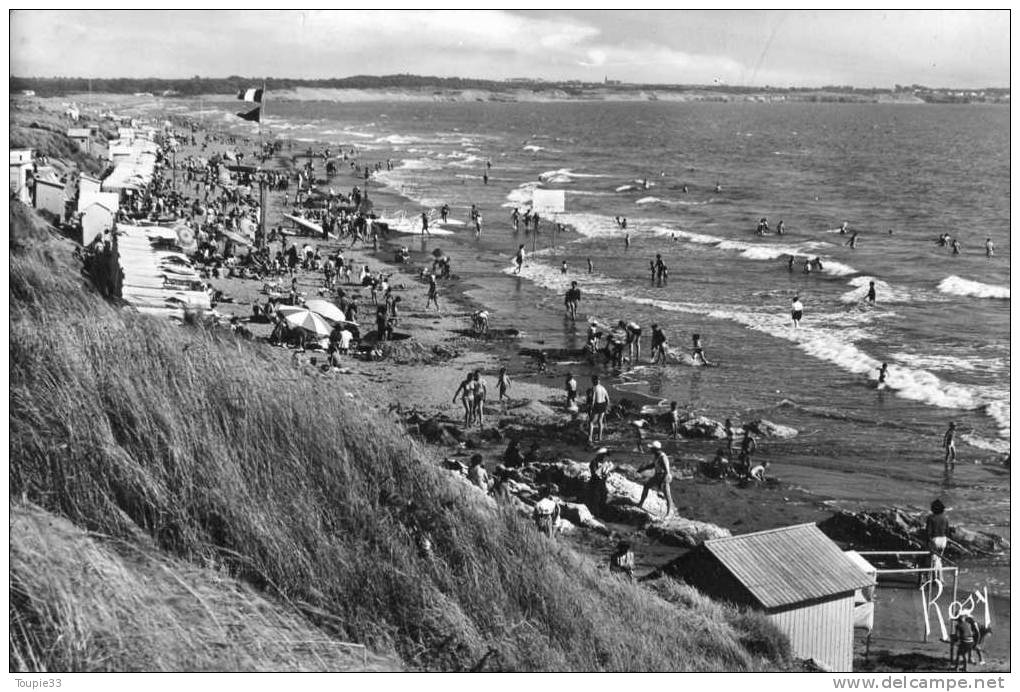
[703,523,875,609]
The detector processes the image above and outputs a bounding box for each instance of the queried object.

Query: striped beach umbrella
[282,309,332,337]
[303,299,347,323]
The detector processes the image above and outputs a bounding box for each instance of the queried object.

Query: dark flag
[236,106,261,122]
[237,88,264,102]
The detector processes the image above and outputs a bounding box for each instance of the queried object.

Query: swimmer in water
[714,181,722,193]
[587,257,594,273]
[803,258,812,274]
[877,363,888,388]
[845,231,859,249]
[787,255,795,272]
[867,280,876,304]
[952,238,961,255]
[682,184,688,193]
[839,221,849,235]
[625,233,631,249]
[986,238,995,257]
[564,281,581,321]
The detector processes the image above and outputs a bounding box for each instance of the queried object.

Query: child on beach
[565,373,578,410]
[425,274,440,312]
[497,367,511,404]
[669,401,681,440]
[631,418,648,452]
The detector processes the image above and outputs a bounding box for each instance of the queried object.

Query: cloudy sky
[9,10,1010,88]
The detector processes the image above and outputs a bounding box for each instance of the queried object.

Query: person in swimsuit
[943,422,957,468]
[420,211,430,236]
[791,296,804,328]
[588,375,610,443]
[452,372,475,428]
[650,323,669,364]
[866,281,877,304]
[471,370,487,427]
[564,281,581,320]
[985,237,994,257]
[425,274,440,312]
[691,333,713,365]
[514,244,525,275]
[877,363,888,388]
[565,373,578,409]
[619,320,642,363]
[497,366,511,404]
[637,441,673,516]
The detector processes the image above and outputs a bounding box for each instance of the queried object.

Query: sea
[149,96,1009,595]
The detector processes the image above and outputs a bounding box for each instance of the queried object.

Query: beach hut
[79,174,102,199]
[34,177,68,220]
[67,128,93,153]
[81,200,118,246]
[10,149,34,205]
[668,523,875,672]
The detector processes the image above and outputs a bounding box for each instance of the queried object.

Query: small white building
[81,201,117,246]
[68,128,93,153]
[34,177,68,220]
[10,149,34,205]
[78,174,102,199]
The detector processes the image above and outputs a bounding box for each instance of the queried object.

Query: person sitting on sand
[609,541,635,581]
[748,460,770,483]
[637,441,673,517]
[467,454,490,492]
[587,447,614,516]
[503,438,525,468]
[533,486,560,538]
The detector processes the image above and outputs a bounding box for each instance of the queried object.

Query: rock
[678,415,726,439]
[560,502,610,535]
[645,515,732,548]
[442,457,467,473]
[420,416,462,445]
[818,509,1009,558]
[528,458,731,546]
[506,399,561,422]
[746,418,799,439]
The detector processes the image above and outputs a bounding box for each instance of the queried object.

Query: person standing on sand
[791,296,804,329]
[588,375,610,443]
[514,244,525,275]
[637,441,673,517]
[565,281,581,320]
[497,366,511,405]
[471,370,487,427]
[943,422,957,468]
[420,211,430,236]
[452,372,475,428]
[565,373,578,410]
[425,274,440,312]
[650,323,669,364]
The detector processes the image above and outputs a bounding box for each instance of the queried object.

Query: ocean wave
[937,275,1010,300]
[668,229,860,276]
[523,144,546,152]
[374,134,421,145]
[635,196,660,205]
[509,257,1010,441]
[890,351,1008,374]
[503,182,540,207]
[538,168,607,183]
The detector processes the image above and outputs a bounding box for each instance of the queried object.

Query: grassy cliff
[9,201,790,671]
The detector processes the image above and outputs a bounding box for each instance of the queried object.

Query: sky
[8,10,1011,88]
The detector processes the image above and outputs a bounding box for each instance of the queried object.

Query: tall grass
[10,202,789,671]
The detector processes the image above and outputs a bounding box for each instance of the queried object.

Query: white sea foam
[668,228,861,276]
[890,351,1008,374]
[503,182,540,207]
[839,276,914,304]
[523,145,546,152]
[509,257,1010,441]
[635,196,660,205]
[937,275,1010,300]
[539,168,603,183]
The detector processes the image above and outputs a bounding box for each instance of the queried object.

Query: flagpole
[259,79,265,155]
